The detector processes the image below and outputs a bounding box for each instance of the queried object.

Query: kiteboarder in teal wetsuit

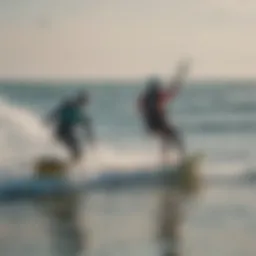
[47,91,94,162]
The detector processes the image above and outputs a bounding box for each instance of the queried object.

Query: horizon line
[1,76,256,84]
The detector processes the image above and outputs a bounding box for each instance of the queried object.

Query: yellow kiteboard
[178,152,205,196]
[33,156,71,179]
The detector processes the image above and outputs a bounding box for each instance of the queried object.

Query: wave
[0,97,60,176]
[0,98,164,178]
[0,97,252,181]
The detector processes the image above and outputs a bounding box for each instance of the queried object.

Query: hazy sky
[1,0,256,79]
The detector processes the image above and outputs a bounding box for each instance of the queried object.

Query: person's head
[75,90,89,106]
[146,77,161,94]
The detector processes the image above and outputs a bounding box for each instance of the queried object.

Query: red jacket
[138,85,179,114]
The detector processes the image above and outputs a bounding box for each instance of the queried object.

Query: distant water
[0,80,256,256]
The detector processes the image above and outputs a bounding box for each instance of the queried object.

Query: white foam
[0,97,66,177]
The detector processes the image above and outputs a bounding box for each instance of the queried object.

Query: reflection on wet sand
[33,157,87,256]
[36,192,86,256]
[157,188,183,256]
[35,187,186,256]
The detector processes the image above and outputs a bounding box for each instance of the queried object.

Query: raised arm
[160,60,191,103]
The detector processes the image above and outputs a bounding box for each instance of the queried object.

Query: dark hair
[146,77,161,94]
[76,90,89,103]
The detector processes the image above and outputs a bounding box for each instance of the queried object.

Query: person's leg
[65,134,81,162]
[56,128,82,162]
[160,133,170,166]
[144,116,184,164]
[166,126,185,156]
[160,120,185,161]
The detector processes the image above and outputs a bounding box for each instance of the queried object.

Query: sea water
[0,80,256,255]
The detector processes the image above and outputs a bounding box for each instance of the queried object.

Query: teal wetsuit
[50,100,89,160]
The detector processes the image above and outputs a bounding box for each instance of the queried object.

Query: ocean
[0,80,256,256]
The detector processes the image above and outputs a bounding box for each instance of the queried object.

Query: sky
[0,0,256,79]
